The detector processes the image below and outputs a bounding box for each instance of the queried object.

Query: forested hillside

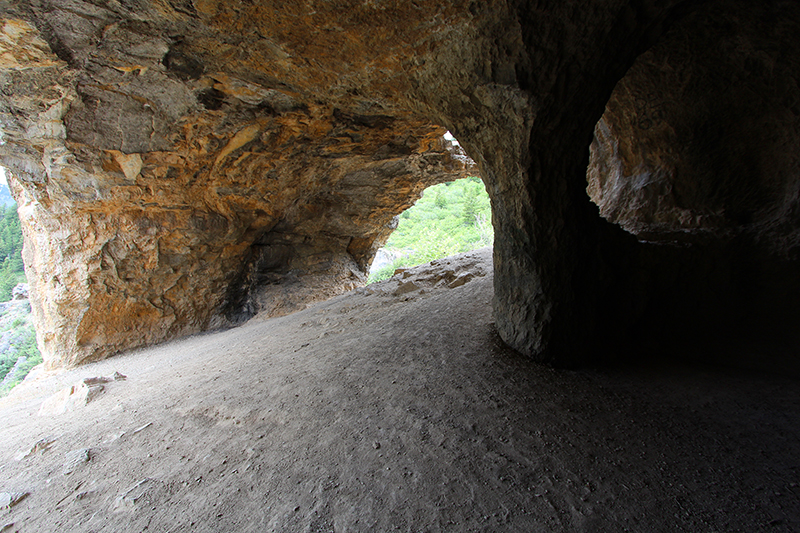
[0,202,25,301]
[368,176,493,282]
[0,190,41,395]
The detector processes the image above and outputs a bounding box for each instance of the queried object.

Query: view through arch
[0,167,41,395]
[368,135,492,283]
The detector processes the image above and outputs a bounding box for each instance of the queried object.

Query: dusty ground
[0,248,798,532]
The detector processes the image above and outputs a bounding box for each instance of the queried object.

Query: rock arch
[0,0,798,371]
[588,0,800,370]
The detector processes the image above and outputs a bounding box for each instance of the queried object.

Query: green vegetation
[0,305,41,396]
[0,203,25,301]
[368,176,493,283]
[0,198,40,396]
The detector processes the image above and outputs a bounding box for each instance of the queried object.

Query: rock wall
[589,1,800,242]
[1,0,799,371]
[0,4,472,366]
[586,0,800,369]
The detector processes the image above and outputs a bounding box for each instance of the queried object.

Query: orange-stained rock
[0,5,475,367]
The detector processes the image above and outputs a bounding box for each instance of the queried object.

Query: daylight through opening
[0,166,41,396]
[368,134,491,283]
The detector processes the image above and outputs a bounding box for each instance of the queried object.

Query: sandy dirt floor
[0,248,798,532]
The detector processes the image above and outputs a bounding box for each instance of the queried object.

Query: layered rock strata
[0,5,471,366]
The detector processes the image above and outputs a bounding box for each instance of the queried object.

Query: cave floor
[0,248,798,532]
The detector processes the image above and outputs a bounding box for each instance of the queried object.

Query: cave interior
[0,0,798,373]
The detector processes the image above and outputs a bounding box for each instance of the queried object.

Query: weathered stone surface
[589,1,800,242]
[62,448,90,475]
[0,4,472,367]
[37,379,105,415]
[113,478,161,512]
[0,0,799,370]
[586,0,800,363]
[365,247,490,298]
[11,283,28,301]
[14,436,55,461]
[0,492,28,510]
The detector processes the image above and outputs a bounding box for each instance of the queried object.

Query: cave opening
[368,133,491,283]
[214,126,480,331]
[0,165,41,395]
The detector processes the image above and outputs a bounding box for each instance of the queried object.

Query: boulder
[11,283,27,301]
[37,379,106,416]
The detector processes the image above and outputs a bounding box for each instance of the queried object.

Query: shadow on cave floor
[0,249,798,532]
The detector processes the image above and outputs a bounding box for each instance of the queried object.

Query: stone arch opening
[367,133,490,282]
[216,127,476,327]
[579,0,800,371]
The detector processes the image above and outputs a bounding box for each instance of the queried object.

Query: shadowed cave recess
[0,0,799,373]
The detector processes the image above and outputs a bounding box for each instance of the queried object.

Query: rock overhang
[0,0,798,372]
[0,2,476,367]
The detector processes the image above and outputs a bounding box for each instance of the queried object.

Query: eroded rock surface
[589,1,800,243]
[587,0,800,366]
[366,247,490,297]
[0,3,473,366]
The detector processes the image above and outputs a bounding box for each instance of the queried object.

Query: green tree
[434,191,447,209]
[462,184,479,225]
[0,198,39,396]
[0,204,26,301]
